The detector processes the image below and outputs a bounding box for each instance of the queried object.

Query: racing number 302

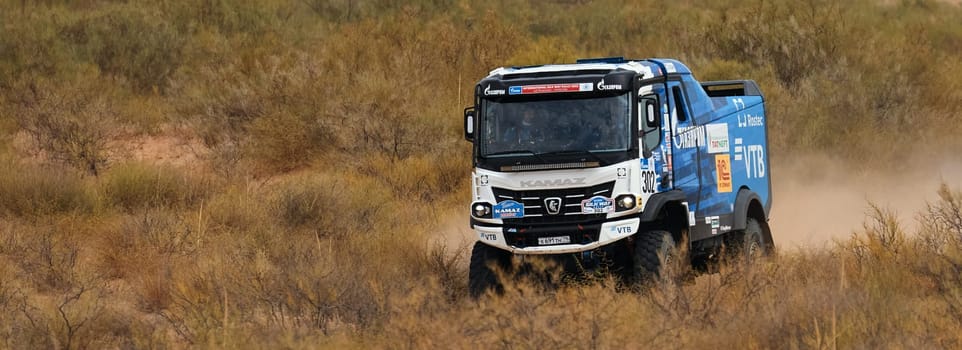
[641,170,657,194]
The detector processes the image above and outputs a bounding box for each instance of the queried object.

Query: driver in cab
[502,107,544,145]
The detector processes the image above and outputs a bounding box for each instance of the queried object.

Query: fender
[640,189,687,222]
[733,188,764,230]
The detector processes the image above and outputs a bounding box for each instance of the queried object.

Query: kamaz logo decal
[544,197,562,215]
[520,177,586,188]
[484,85,505,96]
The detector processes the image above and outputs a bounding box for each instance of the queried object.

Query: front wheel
[633,230,676,284]
[468,241,512,298]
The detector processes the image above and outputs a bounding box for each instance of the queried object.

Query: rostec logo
[519,177,587,188]
[484,85,505,96]
[544,197,562,215]
[597,79,623,91]
[737,114,764,128]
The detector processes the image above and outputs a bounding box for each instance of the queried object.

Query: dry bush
[0,161,97,218]
[100,162,212,211]
[3,0,962,348]
[8,76,121,175]
[206,185,272,233]
[270,173,392,235]
[61,4,185,93]
[356,151,468,203]
[172,52,338,175]
[914,184,962,326]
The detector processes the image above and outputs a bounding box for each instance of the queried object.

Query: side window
[639,95,660,154]
[672,86,689,122]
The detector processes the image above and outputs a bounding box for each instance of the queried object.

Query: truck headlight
[471,202,492,218]
[615,194,637,211]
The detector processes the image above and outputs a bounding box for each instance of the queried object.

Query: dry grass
[1,0,962,348]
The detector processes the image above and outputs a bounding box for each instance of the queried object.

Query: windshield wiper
[540,150,605,164]
[483,150,548,163]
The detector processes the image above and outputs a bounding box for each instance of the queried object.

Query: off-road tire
[741,217,770,262]
[633,230,676,284]
[468,241,512,298]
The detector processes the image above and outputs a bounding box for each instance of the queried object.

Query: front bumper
[473,217,640,254]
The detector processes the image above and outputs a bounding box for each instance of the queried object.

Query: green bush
[63,5,185,93]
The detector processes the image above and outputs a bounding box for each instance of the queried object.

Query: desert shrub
[270,173,391,235]
[7,74,122,175]
[914,184,962,324]
[100,162,212,211]
[356,151,467,202]
[206,186,271,233]
[172,52,337,174]
[62,5,185,93]
[0,162,97,218]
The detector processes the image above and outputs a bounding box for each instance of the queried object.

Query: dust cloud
[772,153,962,249]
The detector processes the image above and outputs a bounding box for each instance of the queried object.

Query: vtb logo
[544,197,562,215]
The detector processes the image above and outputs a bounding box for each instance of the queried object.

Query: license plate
[537,235,571,246]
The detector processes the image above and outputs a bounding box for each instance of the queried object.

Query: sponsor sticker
[581,196,614,214]
[610,224,633,235]
[493,200,524,219]
[705,123,730,154]
[510,83,593,95]
[715,154,733,193]
[737,113,764,128]
[674,126,704,149]
[664,62,676,73]
[597,79,623,90]
[484,85,505,96]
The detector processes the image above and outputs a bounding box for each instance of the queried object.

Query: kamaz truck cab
[463,57,773,296]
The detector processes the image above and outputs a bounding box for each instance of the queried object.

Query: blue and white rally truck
[463,57,773,296]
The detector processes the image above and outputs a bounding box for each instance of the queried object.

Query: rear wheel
[468,241,512,298]
[633,230,676,284]
[739,217,771,262]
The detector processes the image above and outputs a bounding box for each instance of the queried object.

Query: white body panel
[471,159,655,254]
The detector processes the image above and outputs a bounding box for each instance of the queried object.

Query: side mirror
[464,107,475,142]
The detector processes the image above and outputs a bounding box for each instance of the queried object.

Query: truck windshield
[480,94,631,157]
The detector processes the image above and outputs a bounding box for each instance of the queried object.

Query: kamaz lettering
[494,207,520,215]
[519,178,586,188]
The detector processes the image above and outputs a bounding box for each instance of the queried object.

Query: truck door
[637,83,668,203]
[666,80,701,221]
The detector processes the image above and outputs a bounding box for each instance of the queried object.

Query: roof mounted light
[576,57,627,64]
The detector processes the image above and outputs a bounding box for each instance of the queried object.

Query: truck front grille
[492,181,615,225]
